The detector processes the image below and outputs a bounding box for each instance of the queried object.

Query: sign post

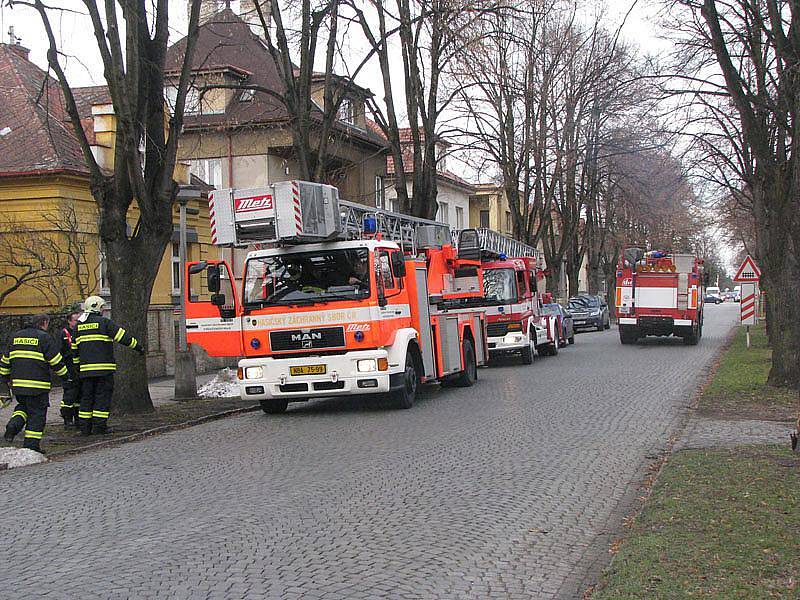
[733,255,761,349]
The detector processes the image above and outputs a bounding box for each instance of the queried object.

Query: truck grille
[269,327,345,352]
[486,322,509,337]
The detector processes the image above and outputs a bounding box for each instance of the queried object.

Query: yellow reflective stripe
[92,410,110,418]
[24,430,43,439]
[78,411,93,419]
[0,367,10,375]
[55,366,68,376]
[60,402,75,408]
[79,363,116,372]
[128,338,138,349]
[0,355,9,364]
[49,352,64,365]
[11,379,51,389]
[75,335,112,344]
[12,410,27,420]
[9,350,45,361]
[113,328,126,342]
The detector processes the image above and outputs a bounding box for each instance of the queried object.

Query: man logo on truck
[235,195,274,213]
[291,332,322,342]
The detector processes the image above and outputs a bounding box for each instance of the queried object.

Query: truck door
[184,260,244,357]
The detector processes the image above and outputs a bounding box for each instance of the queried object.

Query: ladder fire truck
[456,229,560,363]
[615,247,706,345]
[185,181,489,413]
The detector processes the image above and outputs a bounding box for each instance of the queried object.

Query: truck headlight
[244,366,263,380]
[357,359,377,372]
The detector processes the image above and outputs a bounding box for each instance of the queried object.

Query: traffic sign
[733,255,761,282]
[740,283,757,325]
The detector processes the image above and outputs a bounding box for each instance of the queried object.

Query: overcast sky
[1,0,670,93]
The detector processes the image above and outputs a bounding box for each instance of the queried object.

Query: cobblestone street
[0,304,739,599]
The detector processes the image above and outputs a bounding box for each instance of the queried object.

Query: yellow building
[469,183,513,236]
[0,42,220,376]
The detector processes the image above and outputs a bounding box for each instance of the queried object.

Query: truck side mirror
[207,264,221,293]
[188,261,208,275]
[391,252,406,278]
[211,293,227,307]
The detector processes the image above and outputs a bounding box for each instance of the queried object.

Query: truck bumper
[619,317,694,336]
[487,333,529,353]
[238,349,401,401]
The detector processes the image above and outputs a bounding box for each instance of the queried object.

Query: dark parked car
[567,295,610,332]
[542,303,575,345]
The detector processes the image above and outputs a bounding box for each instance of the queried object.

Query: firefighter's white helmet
[84,295,106,313]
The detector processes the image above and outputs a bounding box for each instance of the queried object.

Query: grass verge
[594,445,800,599]
[0,396,258,456]
[699,323,796,421]
[594,321,800,598]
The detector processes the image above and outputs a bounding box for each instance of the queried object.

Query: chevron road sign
[740,283,757,325]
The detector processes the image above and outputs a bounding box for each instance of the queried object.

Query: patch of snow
[198,368,241,398]
[0,447,48,470]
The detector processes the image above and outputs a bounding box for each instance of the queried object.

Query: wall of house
[434,181,471,230]
[469,187,512,236]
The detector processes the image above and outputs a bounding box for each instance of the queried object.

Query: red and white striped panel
[209,192,218,245]
[292,181,302,234]
[741,290,756,324]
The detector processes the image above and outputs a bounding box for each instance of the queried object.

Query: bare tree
[0,216,72,307]
[666,0,800,387]
[9,0,205,412]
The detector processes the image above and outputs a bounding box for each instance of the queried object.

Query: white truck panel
[635,287,677,309]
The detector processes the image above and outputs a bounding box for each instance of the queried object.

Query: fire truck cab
[456,229,560,363]
[615,247,705,345]
[185,181,488,413]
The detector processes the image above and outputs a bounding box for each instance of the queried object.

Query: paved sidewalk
[0,372,220,425]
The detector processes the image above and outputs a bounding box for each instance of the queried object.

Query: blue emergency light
[363,216,378,234]
[354,331,365,342]
[250,338,261,349]
[499,253,508,260]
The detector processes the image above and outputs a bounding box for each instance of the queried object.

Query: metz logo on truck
[235,195,274,213]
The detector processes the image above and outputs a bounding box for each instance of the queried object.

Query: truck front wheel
[391,351,419,409]
[521,333,534,364]
[260,399,289,414]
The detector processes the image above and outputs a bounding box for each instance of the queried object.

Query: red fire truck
[615,247,705,345]
[457,229,560,363]
[185,181,488,413]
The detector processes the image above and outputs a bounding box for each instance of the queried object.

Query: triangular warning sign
[733,255,761,282]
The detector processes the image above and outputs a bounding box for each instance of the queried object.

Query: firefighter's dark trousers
[60,380,81,424]
[4,392,49,451]
[79,374,114,434]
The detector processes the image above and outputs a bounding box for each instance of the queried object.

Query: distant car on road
[542,303,575,345]
[567,295,610,332]
[705,286,723,304]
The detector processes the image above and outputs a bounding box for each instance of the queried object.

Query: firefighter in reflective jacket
[74,296,143,435]
[2,313,71,453]
[58,310,81,426]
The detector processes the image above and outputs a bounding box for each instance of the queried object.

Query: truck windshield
[483,268,518,304]
[243,248,370,306]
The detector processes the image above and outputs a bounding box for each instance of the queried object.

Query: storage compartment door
[415,265,436,379]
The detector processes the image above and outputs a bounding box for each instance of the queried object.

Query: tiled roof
[0,44,89,177]
[165,9,385,148]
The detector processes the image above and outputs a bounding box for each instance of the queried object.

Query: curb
[48,402,261,459]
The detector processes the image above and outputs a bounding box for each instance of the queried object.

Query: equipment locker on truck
[185,181,489,413]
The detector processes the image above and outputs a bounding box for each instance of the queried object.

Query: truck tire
[260,399,289,414]
[550,335,559,355]
[619,326,637,345]
[684,323,700,346]
[452,339,477,387]
[568,333,575,345]
[391,351,418,409]
[521,333,534,364]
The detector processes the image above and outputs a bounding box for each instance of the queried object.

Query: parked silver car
[567,295,610,332]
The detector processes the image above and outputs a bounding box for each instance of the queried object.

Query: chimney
[240,0,272,38]
[6,26,30,60]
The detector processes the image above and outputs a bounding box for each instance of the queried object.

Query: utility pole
[174,186,201,401]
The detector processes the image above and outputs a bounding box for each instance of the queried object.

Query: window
[171,243,181,295]
[455,206,464,229]
[189,158,223,188]
[243,248,370,306]
[164,84,222,115]
[98,244,109,293]
[338,98,354,124]
[375,176,385,208]
[479,210,490,228]
[376,250,395,290]
[436,143,447,170]
[437,201,449,224]
[388,197,400,213]
[506,211,512,233]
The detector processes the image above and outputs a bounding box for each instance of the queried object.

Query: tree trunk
[103,205,171,414]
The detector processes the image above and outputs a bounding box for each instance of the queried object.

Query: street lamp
[174,186,201,401]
